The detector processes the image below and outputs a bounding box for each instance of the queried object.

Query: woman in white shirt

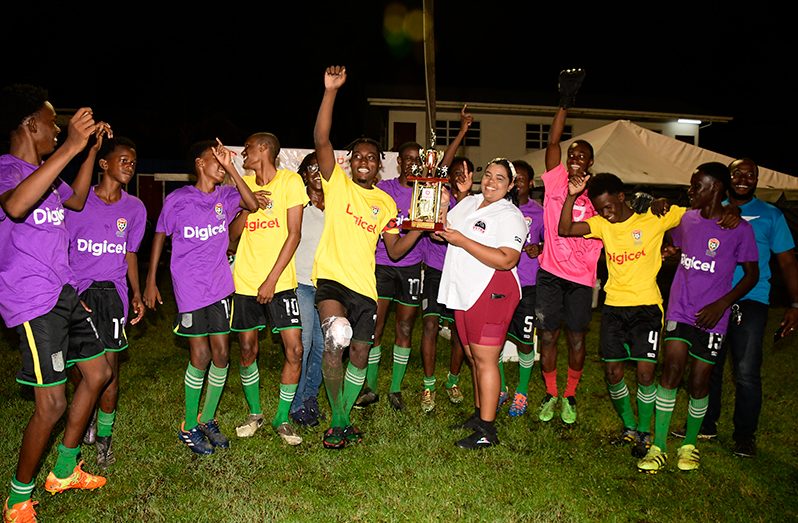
[437,158,529,449]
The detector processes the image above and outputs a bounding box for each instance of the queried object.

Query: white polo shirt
[438,194,528,310]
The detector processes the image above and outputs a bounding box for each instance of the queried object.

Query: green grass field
[1,276,797,522]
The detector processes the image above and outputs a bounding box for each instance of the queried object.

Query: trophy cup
[402,147,449,231]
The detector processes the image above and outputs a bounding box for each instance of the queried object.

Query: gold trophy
[402,147,449,231]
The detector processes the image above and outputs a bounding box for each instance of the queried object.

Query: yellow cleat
[677,444,701,471]
[637,444,668,474]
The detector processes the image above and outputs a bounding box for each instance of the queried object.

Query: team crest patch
[51,352,65,372]
[371,206,380,219]
[632,229,642,244]
[181,313,193,328]
[214,203,225,220]
[666,320,677,332]
[116,217,128,237]
[706,238,720,257]
[472,220,486,233]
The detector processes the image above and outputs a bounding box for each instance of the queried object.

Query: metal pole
[423,0,436,148]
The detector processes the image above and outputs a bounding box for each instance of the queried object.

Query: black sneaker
[304,396,325,421]
[388,392,405,411]
[291,408,315,427]
[455,428,499,449]
[631,431,652,459]
[179,422,214,455]
[450,413,480,431]
[353,388,379,409]
[733,437,757,458]
[83,409,98,446]
[95,435,115,470]
[198,418,230,448]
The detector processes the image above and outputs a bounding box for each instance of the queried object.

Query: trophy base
[402,221,443,231]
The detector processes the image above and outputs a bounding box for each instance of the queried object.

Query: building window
[435,120,480,147]
[525,123,572,150]
[675,134,695,145]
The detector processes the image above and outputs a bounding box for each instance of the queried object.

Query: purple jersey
[517,199,545,287]
[156,184,242,313]
[666,209,758,335]
[0,154,75,327]
[66,189,147,318]
[375,178,423,266]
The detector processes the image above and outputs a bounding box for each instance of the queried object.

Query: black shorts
[600,304,663,362]
[173,296,232,337]
[420,265,454,322]
[663,320,724,364]
[376,263,422,306]
[230,291,302,333]
[507,286,537,346]
[534,268,593,332]
[80,281,127,352]
[15,285,105,387]
[315,279,376,345]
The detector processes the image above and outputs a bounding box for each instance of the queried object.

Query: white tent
[520,120,798,202]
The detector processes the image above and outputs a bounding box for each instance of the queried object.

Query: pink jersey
[539,164,602,287]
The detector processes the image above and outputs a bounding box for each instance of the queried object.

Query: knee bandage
[321,316,353,351]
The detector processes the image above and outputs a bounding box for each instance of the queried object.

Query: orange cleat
[3,498,38,523]
[43,461,106,495]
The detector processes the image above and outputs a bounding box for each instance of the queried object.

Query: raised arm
[0,108,96,218]
[212,138,258,212]
[559,175,592,237]
[63,122,113,211]
[440,105,473,169]
[545,69,586,172]
[314,65,347,181]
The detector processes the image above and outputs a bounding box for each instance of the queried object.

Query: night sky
[3,3,795,176]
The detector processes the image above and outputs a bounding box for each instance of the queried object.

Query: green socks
[446,372,460,389]
[684,395,709,446]
[53,443,80,479]
[636,383,657,433]
[653,386,678,449]
[608,379,637,429]
[516,349,535,395]
[8,477,35,506]
[184,363,205,430]
[423,375,436,391]
[96,409,116,438]
[272,383,298,427]
[389,345,411,394]
[366,345,381,391]
[342,363,367,425]
[200,363,228,423]
[240,361,262,416]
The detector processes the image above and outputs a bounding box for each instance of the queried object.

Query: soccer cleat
[353,388,379,410]
[198,418,230,448]
[178,423,214,455]
[420,389,436,413]
[733,438,757,458]
[538,394,558,422]
[44,460,107,494]
[508,392,528,417]
[612,427,638,446]
[445,385,464,404]
[450,413,480,431]
[637,445,668,473]
[304,396,324,421]
[676,444,701,471]
[274,422,302,446]
[496,387,510,412]
[95,435,116,470]
[235,414,265,438]
[3,498,38,523]
[670,425,717,440]
[455,428,499,450]
[343,425,364,445]
[561,396,577,424]
[83,409,98,446]
[322,427,346,449]
[631,431,652,459]
[388,392,405,411]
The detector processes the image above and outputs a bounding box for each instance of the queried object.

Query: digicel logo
[346,204,377,233]
[246,218,280,232]
[33,207,65,226]
[183,222,227,241]
[680,253,716,273]
[76,239,127,257]
[607,249,646,265]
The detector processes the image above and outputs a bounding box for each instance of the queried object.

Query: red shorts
[454,270,520,347]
